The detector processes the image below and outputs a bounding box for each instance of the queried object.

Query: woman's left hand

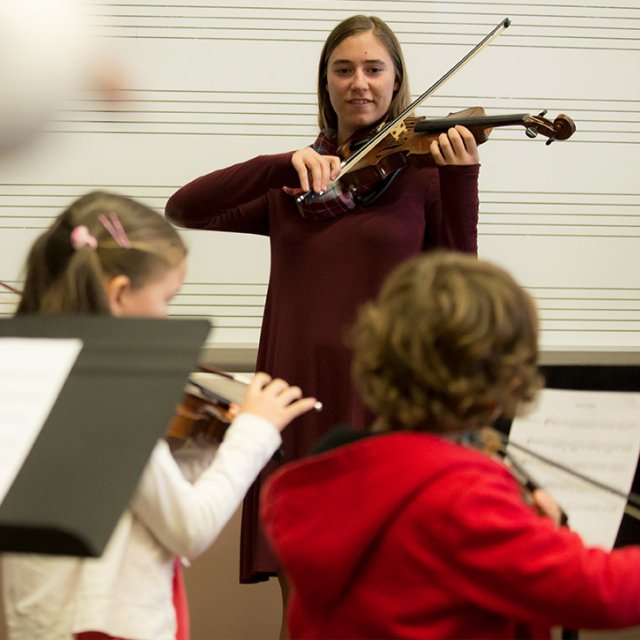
[430,125,480,166]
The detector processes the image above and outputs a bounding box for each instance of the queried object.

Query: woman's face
[108,257,187,318]
[326,30,398,145]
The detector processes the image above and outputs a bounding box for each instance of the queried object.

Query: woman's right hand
[238,372,317,432]
[291,147,342,194]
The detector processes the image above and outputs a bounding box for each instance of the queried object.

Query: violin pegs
[537,109,548,117]
[545,136,556,146]
[525,127,538,139]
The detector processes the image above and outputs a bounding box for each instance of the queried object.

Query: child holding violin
[261,250,640,640]
[165,13,480,586]
[1,191,317,640]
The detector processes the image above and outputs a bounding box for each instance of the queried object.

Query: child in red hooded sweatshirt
[261,250,640,640]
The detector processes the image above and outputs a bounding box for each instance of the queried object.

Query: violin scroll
[412,108,576,145]
[522,110,576,145]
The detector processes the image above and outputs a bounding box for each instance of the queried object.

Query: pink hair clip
[70,225,98,250]
[98,212,131,248]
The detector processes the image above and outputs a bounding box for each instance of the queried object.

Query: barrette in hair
[98,212,131,248]
[70,225,98,250]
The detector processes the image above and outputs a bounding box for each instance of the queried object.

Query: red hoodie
[261,430,640,639]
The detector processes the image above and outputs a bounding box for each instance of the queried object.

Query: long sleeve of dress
[165,152,298,235]
[423,163,480,254]
[130,413,281,559]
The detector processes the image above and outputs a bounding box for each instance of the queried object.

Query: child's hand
[239,372,317,432]
[531,488,566,527]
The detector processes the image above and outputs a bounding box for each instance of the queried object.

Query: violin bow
[298,17,511,203]
[0,280,22,295]
[197,362,253,384]
[494,430,640,521]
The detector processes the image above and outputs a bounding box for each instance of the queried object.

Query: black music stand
[0,315,210,556]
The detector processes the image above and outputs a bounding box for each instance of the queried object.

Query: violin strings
[0,279,22,295]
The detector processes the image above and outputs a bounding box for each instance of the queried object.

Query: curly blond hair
[351,251,542,432]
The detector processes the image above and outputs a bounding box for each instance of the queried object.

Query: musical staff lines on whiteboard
[92,2,640,51]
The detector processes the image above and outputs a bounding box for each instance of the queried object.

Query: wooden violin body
[166,370,248,444]
[167,383,231,444]
[166,366,323,445]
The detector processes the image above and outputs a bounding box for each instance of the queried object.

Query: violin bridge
[389,120,408,141]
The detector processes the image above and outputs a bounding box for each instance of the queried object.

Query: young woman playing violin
[1,191,317,640]
[165,14,480,586]
[261,251,640,640]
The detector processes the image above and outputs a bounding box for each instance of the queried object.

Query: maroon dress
[165,146,479,582]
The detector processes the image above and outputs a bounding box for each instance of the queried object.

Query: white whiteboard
[1,0,639,365]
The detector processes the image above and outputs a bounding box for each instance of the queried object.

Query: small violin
[166,367,254,444]
[166,365,323,444]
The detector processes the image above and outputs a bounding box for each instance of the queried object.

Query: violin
[166,366,254,444]
[335,107,576,194]
[166,365,323,444]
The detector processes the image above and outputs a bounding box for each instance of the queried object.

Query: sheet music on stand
[0,315,211,557]
[0,338,83,506]
[499,365,640,550]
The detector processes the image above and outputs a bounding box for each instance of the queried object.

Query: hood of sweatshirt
[260,430,501,610]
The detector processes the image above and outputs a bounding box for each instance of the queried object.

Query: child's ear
[104,274,132,316]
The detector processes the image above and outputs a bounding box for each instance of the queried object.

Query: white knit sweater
[2,413,281,640]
